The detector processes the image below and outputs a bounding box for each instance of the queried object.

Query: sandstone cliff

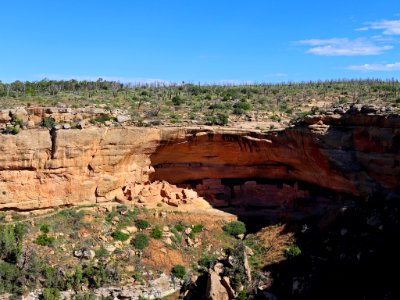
[0,108,399,210]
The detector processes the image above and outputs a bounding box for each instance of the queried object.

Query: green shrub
[311,106,319,114]
[4,125,20,135]
[170,228,182,243]
[135,219,150,230]
[192,224,204,233]
[35,234,55,246]
[0,223,26,263]
[73,292,96,300]
[150,226,163,240]
[285,108,293,114]
[111,230,130,241]
[95,246,109,259]
[171,265,186,279]
[233,100,251,115]
[284,244,301,259]
[89,114,112,124]
[172,96,184,106]
[223,221,246,236]
[174,223,184,232]
[237,290,247,300]
[207,113,228,125]
[81,263,109,288]
[131,233,149,250]
[198,253,218,269]
[0,261,23,294]
[132,271,143,282]
[188,231,195,239]
[270,115,281,122]
[40,224,50,234]
[40,288,61,300]
[42,117,55,129]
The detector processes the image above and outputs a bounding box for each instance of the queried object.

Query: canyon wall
[0,109,399,210]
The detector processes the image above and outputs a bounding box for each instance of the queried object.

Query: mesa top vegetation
[0,79,399,126]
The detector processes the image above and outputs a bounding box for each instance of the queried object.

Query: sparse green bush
[4,125,20,135]
[73,292,97,300]
[89,114,112,124]
[223,221,246,236]
[135,219,150,230]
[40,224,50,234]
[170,228,182,243]
[237,290,247,300]
[95,246,109,259]
[311,106,319,114]
[150,226,163,240]
[0,223,26,263]
[111,230,130,241]
[131,233,149,250]
[171,265,186,279]
[174,223,184,232]
[35,234,55,246]
[172,96,184,106]
[192,224,204,233]
[270,115,281,122]
[198,253,218,269]
[285,108,293,114]
[42,117,55,129]
[132,271,143,282]
[233,100,251,115]
[207,113,228,125]
[284,244,302,259]
[40,288,61,300]
[0,260,23,294]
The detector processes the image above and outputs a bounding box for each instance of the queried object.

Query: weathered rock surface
[23,273,180,300]
[0,109,399,210]
[206,270,229,300]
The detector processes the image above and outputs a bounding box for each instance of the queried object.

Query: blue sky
[0,0,399,83]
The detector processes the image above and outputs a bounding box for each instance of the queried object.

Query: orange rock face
[0,111,399,210]
[0,128,161,209]
[151,114,400,202]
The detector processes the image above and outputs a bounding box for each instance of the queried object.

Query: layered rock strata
[0,108,399,210]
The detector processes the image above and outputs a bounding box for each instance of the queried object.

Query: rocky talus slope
[0,105,399,211]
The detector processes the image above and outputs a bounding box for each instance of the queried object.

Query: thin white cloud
[346,62,400,72]
[34,74,171,85]
[366,20,400,35]
[216,80,253,85]
[298,38,392,56]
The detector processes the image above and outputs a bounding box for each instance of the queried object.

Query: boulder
[213,262,224,275]
[105,245,116,253]
[206,270,229,300]
[125,226,138,234]
[116,115,130,123]
[221,276,236,299]
[361,105,379,113]
[13,108,29,122]
[243,251,252,282]
[0,110,10,123]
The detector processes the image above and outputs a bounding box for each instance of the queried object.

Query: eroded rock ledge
[0,108,399,211]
